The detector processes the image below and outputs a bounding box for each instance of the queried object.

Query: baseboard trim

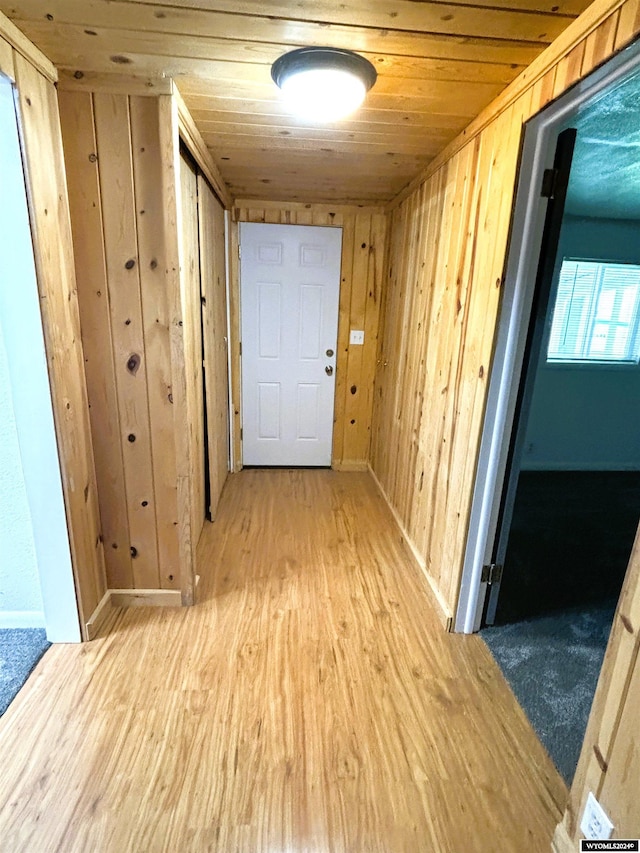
[332,460,369,472]
[367,465,453,631]
[85,589,183,640]
[85,591,113,641]
[551,819,574,853]
[110,589,182,608]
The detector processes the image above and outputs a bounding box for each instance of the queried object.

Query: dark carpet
[0,628,50,717]
[482,603,614,785]
[496,471,640,624]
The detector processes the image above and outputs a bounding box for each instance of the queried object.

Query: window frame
[545,256,640,367]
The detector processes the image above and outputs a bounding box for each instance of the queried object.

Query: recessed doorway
[239,222,342,467]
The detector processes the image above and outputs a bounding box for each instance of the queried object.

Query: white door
[240,222,342,466]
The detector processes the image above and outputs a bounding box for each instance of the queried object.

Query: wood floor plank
[0,470,566,852]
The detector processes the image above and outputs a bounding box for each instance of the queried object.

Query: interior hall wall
[230,201,387,472]
[523,216,640,471]
[0,13,107,636]
[370,0,640,624]
[369,0,640,843]
[59,89,182,595]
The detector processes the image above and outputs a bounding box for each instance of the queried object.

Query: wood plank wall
[370,0,639,624]
[59,90,181,594]
[0,15,107,636]
[230,201,387,472]
[369,0,640,842]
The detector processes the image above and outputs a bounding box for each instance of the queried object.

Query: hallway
[0,470,566,851]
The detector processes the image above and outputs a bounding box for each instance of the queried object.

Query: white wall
[0,322,44,627]
[522,216,640,471]
[0,75,81,641]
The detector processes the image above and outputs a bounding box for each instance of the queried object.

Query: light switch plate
[350,329,365,345]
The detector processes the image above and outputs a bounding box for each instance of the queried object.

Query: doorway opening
[457,41,640,784]
[0,73,81,661]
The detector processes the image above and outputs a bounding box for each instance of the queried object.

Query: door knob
[325,365,334,376]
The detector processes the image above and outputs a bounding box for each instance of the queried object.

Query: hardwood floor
[0,470,566,852]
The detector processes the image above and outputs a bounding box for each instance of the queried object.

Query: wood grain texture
[5,0,595,204]
[231,202,386,470]
[158,93,196,604]
[599,647,640,835]
[60,89,182,592]
[58,89,132,589]
[552,821,575,853]
[179,151,206,546]
[94,92,161,588]
[109,588,182,607]
[130,95,181,590]
[390,0,627,207]
[0,470,566,852]
[84,590,113,641]
[57,67,173,95]
[198,175,229,518]
[0,29,15,77]
[615,0,640,44]
[366,1,640,842]
[0,8,55,81]
[558,524,640,843]
[175,85,231,208]
[13,51,107,632]
[581,11,619,75]
[370,0,637,625]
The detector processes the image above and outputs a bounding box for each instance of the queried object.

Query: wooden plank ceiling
[5,0,594,205]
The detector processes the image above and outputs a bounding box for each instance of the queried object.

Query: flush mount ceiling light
[271,47,377,122]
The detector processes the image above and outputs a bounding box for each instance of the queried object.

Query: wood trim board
[0,10,56,83]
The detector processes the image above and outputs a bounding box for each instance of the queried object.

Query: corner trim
[174,85,232,209]
[0,11,57,83]
[85,590,113,641]
[57,69,172,96]
[332,460,369,472]
[551,820,574,853]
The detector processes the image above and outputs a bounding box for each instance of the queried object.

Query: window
[547,259,640,363]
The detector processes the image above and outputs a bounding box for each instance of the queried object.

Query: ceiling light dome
[271,47,377,122]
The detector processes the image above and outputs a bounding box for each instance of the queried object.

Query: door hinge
[240,427,243,440]
[540,168,559,199]
[238,244,242,259]
[481,563,503,585]
[239,341,242,356]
